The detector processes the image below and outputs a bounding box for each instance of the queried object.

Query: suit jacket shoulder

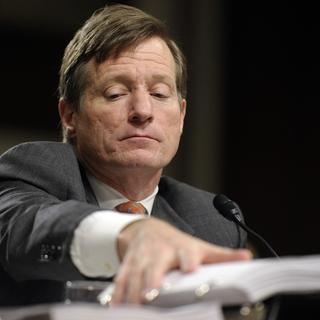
[0,141,87,201]
[156,176,246,248]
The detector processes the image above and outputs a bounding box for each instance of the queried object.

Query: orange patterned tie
[115,201,147,214]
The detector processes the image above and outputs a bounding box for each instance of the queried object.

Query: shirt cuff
[70,210,144,278]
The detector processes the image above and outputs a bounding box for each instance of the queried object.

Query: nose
[128,89,153,125]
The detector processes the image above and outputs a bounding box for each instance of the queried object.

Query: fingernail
[97,284,114,306]
[143,288,159,302]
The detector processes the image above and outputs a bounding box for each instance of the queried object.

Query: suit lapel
[152,194,195,236]
[79,163,99,206]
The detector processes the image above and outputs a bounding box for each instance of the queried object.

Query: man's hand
[112,217,252,304]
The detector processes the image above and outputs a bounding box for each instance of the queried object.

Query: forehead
[88,37,177,83]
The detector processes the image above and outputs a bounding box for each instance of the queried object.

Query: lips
[120,133,160,142]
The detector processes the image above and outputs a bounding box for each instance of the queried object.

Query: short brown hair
[59,4,187,110]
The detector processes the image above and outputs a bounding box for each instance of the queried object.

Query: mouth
[120,134,160,142]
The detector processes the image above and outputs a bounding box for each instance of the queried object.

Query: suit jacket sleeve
[0,142,101,282]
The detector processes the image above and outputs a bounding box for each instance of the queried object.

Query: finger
[143,249,177,298]
[114,239,158,304]
[202,244,252,264]
[125,261,145,304]
[112,255,132,304]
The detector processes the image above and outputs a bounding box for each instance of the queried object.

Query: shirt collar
[86,173,158,215]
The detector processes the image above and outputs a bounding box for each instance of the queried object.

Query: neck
[87,165,162,201]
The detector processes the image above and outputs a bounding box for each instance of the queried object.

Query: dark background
[225,2,320,256]
[0,0,319,257]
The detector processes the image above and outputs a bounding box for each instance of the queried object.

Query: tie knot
[115,201,147,214]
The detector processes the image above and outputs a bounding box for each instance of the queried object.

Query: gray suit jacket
[0,141,246,305]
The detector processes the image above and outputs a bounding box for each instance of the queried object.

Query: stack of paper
[150,255,320,307]
[0,302,223,320]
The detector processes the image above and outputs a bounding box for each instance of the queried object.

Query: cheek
[166,110,184,132]
[160,111,184,145]
[78,108,122,138]
[76,111,121,158]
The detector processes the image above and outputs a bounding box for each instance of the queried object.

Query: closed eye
[150,92,168,99]
[106,93,127,101]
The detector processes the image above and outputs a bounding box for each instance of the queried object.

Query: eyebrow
[98,72,176,88]
[149,74,175,84]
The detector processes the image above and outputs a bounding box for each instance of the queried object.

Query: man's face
[63,37,186,176]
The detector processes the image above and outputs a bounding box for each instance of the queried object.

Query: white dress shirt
[70,174,158,278]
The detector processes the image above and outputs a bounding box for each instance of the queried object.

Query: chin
[117,151,170,169]
[122,158,164,169]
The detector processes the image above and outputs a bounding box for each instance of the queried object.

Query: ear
[58,99,77,138]
[179,99,187,134]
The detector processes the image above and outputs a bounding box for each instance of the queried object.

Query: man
[0,4,251,306]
